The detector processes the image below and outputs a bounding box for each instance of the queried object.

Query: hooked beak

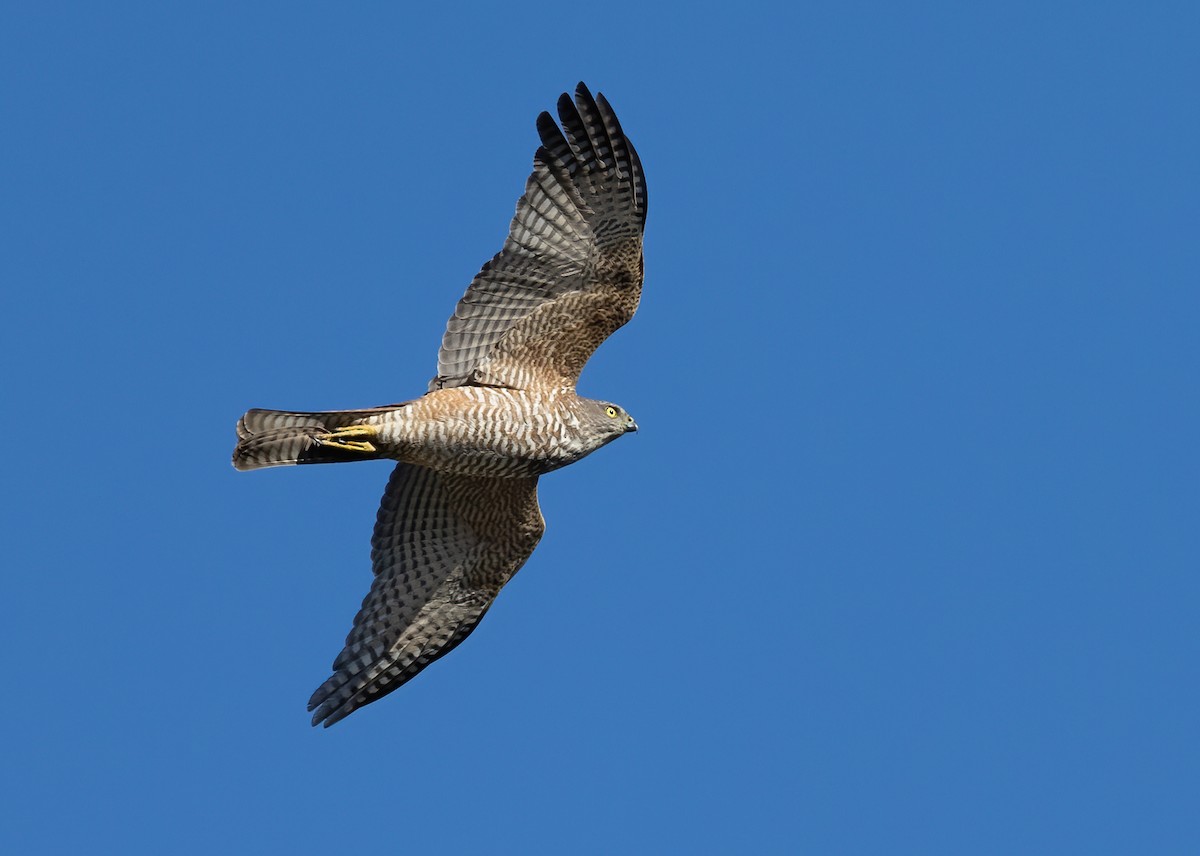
[625,417,638,433]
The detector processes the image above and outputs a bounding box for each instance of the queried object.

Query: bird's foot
[316,424,380,453]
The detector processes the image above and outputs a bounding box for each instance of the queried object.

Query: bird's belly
[404,434,591,477]
[382,405,594,478]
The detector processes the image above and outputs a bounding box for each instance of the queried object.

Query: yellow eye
[605,406,618,418]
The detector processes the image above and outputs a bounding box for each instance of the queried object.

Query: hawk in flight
[233,83,646,727]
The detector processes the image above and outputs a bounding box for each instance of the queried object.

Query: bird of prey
[232,83,646,727]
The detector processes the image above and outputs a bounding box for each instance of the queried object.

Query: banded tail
[232,406,402,471]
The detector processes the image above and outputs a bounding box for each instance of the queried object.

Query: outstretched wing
[430,82,647,393]
[308,463,544,727]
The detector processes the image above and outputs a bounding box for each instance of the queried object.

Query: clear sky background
[2,2,1197,853]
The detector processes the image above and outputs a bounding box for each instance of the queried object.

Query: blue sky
[2,2,1197,853]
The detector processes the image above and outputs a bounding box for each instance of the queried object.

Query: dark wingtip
[309,702,330,727]
[574,82,600,119]
[535,111,559,144]
[316,705,351,728]
[594,91,618,124]
[556,91,575,121]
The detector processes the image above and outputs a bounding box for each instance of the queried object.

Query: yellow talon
[316,424,380,453]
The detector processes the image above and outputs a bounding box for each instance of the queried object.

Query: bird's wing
[308,463,544,727]
[429,82,647,393]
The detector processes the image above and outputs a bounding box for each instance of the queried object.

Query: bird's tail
[232,406,403,471]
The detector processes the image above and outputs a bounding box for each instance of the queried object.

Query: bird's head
[589,400,638,440]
